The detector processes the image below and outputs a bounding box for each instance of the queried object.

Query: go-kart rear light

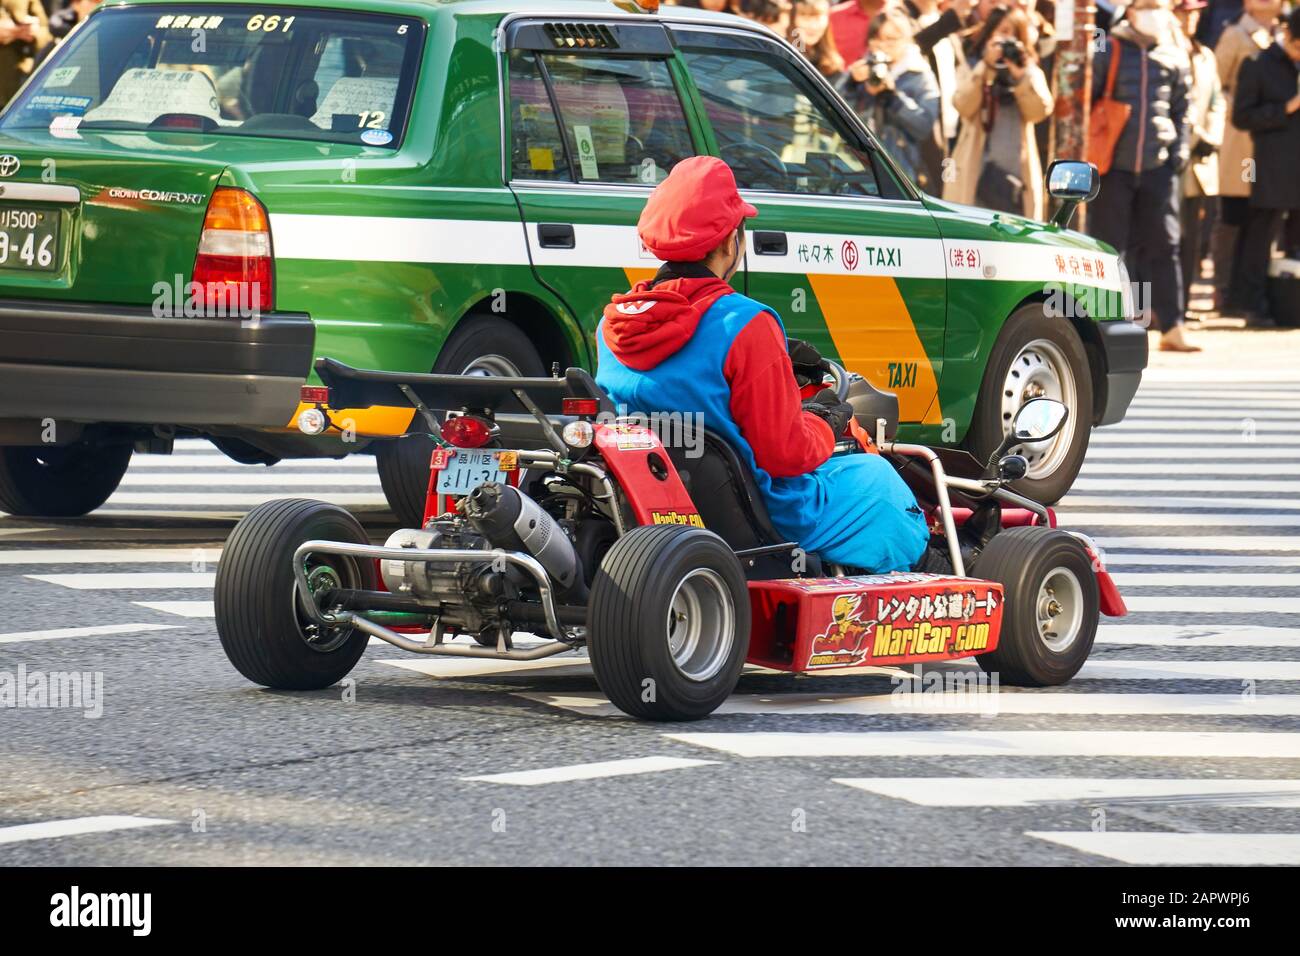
[562,419,595,448]
[441,414,493,448]
[193,187,273,314]
[562,397,600,416]
[300,386,330,405]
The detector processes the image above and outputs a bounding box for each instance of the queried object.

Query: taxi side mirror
[1047,160,1100,229]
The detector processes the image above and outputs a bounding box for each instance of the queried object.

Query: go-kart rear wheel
[972,526,1098,686]
[587,525,749,721]
[215,498,376,690]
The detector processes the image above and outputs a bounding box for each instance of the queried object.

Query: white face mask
[1130,8,1171,38]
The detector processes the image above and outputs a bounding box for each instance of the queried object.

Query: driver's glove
[787,337,827,387]
[802,387,855,438]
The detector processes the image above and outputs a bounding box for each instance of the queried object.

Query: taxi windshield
[0,6,424,148]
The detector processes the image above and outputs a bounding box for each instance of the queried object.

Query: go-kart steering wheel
[825,360,851,403]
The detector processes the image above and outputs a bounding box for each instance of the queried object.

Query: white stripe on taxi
[268,213,1123,293]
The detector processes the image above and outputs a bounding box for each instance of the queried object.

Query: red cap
[637,157,759,262]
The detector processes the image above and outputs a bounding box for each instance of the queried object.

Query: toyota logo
[0,155,19,178]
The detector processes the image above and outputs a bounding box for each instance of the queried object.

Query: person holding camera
[0,0,50,106]
[1086,0,1195,351]
[844,8,942,189]
[943,6,1054,217]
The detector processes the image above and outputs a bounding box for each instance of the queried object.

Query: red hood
[601,276,734,371]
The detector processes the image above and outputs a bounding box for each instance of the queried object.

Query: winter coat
[943,59,1054,219]
[1232,42,1300,211]
[1184,39,1226,197]
[1090,22,1192,175]
[1215,13,1273,197]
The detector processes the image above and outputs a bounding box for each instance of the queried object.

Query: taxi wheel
[973,527,1098,686]
[588,525,750,721]
[0,443,132,517]
[966,305,1092,505]
[375,317,545,528]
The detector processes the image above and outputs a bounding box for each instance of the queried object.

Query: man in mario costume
[595,156,930,573]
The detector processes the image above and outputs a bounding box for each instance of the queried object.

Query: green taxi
[0,0,1146,525]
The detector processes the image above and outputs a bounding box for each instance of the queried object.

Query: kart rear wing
[315,357,612,417]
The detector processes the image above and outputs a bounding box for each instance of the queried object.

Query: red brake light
[562,397,600,416]
[193,187,273,315]
[441,415,493,448]
[300,386,330,404]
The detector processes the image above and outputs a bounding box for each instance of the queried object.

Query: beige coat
[943,60,1054,221]
[1185,40,1225,197]
[0,0,50,106]
[1215,14,1273,198]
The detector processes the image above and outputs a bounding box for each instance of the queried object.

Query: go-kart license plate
[0,205,60,272]
[436,449,513,496]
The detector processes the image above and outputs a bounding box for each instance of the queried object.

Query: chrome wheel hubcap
[1036,566,1084,652]
[1000,338,1077,480]
[666,569,735,682]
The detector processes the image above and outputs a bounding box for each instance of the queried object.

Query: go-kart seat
[665,427,786,552]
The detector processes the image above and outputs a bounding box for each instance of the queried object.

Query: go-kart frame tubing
[873,417,1053,578]
[876,438,966,577]
[291,539,579,658]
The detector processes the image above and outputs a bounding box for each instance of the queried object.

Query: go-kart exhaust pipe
[461,482,587,600]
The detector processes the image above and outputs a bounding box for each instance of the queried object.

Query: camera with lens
[863,51,892,87]
[996,38,1026,69]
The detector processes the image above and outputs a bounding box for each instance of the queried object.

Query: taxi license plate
[435,449,514,496]
[0,205,60,273]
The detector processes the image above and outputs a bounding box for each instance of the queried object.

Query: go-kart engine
[379,523,494,612]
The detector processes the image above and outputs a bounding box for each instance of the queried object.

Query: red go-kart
[214,357,1126,720]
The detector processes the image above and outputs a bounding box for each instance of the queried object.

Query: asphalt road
[2,354,1299,866]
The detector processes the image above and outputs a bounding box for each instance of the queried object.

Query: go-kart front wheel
[215,498,376,690]
[973,526,1098,686]
[587,525,750,721]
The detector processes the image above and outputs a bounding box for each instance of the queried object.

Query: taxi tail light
[441,414,493,449]
[300,386,331,405]
[193,187,273,314]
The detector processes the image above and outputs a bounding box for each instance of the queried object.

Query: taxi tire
[0,443,132,517]
[376,316,545,528]
[215,498,375,690]
[966,306,1092,505]
[972,526,1098,686]
[587,525,750,721]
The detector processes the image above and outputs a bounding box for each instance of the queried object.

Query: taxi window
[0,6,423,148]
[509,51,695,185]
[507,51,572,182]
[675,31,885,198]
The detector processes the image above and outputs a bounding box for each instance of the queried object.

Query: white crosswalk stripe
[520,691,1300,717]
[832,778,1300,807]
[1023,833,1300,865]
[663,731,1300,759]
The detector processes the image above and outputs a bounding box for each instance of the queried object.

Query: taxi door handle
[753,231,787,255]
[537,223,575,249]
